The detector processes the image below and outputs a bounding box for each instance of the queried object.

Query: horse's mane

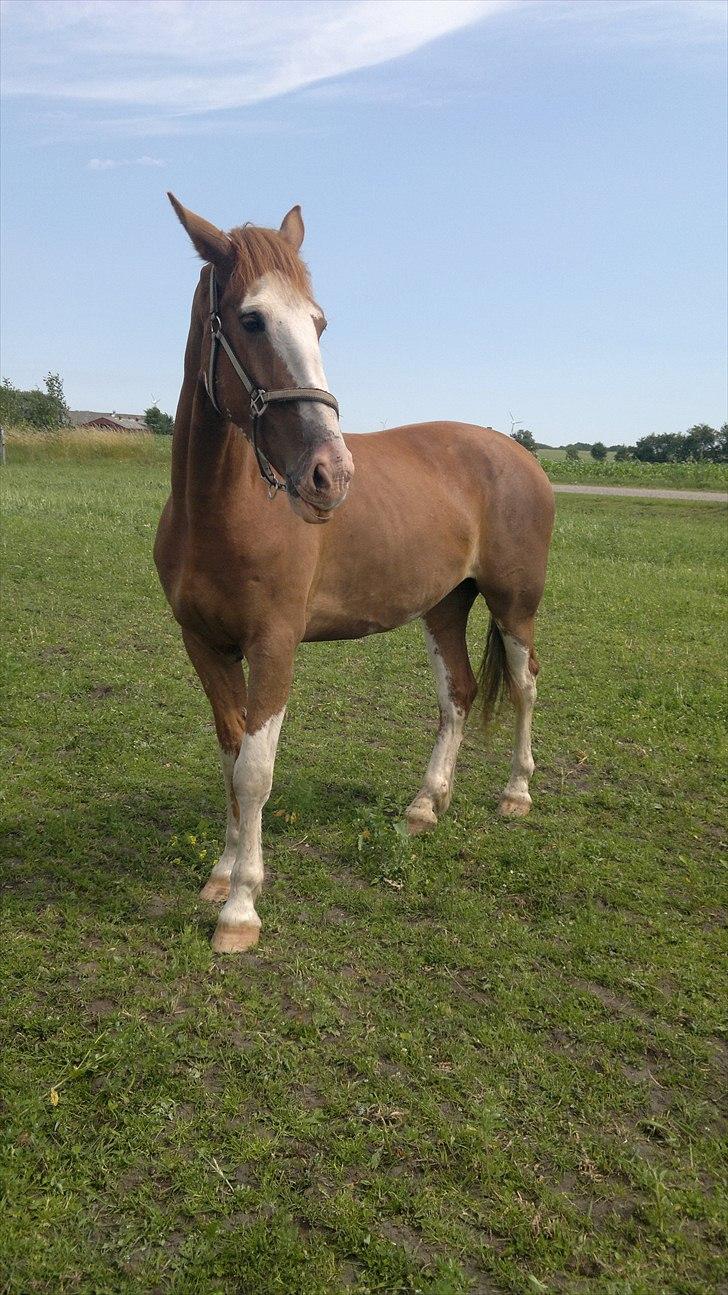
[228,225,312,298]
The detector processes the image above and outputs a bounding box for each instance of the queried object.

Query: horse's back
[341,420,553,557]
[345,420,552,507]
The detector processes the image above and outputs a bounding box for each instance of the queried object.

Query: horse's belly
[303,604,420,642]
[303,535,474,642]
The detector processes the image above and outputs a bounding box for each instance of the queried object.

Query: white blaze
[239,273,340,438]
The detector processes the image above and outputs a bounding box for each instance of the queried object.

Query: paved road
[553,483,727,504]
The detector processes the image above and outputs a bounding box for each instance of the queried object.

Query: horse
[154,194,555,954]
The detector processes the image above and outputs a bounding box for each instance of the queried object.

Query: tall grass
[3,424,171,465]
[3,423,726,489]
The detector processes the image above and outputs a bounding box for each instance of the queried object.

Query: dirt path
[552,483,727,503]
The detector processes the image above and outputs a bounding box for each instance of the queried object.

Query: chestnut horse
[155,195,554,953]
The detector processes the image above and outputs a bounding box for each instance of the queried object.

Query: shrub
[510,428,538,456]
[144,405,174,435]
[0,374,69,429]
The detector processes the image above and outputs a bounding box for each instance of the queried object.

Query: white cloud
[86,155,165,169]
[1,0,502,115]
[2,0,723,142]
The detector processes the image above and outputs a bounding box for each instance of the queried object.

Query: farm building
[68,410,148,432]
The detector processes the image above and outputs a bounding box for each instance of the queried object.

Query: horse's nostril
[313,462,331,493]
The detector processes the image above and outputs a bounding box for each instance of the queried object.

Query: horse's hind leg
[405,582,478,835]
[497,621,539,817]
[479,605,540,818]
[182,630,247,901]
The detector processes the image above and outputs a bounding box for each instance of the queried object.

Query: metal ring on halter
[249,389,268,419]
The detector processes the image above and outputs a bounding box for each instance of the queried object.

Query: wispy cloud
[1,0,724,143]
[1,0,501,117]
[86,155,165,170]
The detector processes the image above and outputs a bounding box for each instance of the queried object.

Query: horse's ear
[167,192,234,273]
[279,205,304,252]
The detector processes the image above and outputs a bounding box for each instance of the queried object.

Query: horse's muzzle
[292,440,354,523]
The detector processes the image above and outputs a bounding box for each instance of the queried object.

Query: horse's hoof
[211,919,260,954]
[498,793,532,818]
[200,875,230,903]
[405,803,438,834]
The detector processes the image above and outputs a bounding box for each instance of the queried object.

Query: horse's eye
[240,312,264,334]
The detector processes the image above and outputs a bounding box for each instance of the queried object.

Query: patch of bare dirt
[87,998,116,1019]
[279,995,313,1024]
[619,1062,672,1115]
[575,979,656,1029]
[39,644,70,661]
[379,1219,435,1263]
[143,895,173,918]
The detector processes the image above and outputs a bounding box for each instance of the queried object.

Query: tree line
[0,375,174,435]
[511,424,727,463]
[2,376,724,460]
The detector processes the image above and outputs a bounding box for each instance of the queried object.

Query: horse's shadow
[2,773,384,925]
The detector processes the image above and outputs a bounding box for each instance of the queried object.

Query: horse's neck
[170,296,254,518]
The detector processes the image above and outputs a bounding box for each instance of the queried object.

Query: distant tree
[590,442,607,461]
[0,374,68,429]
[633,428,724,463]
[144,405,174,435]
[683,424,720,461]
[44,372,69,424]
[614,445,632,462]
[565,445,580,461]
[635,433,674,463]
[510,428,538,456]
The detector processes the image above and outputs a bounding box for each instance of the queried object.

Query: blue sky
[1,0,726,444]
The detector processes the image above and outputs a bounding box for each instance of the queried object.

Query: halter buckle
[250,388,269,418]
[210,312,222,339]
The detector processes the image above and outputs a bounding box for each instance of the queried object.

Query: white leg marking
[200,749,239,902]
[499,635,536,816]
[406,628,466,832]
[214,710,285,940]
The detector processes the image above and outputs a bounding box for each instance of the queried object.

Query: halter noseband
[203,268,340,498]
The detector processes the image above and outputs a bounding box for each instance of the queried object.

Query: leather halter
[203,268,340,497]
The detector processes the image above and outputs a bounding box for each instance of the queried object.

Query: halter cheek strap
[203,268,340,498]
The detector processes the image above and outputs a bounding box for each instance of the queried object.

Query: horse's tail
[477,617,516,730]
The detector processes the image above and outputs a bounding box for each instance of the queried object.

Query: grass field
[2,460,727,1294]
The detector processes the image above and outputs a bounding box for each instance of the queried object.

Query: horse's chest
[168,563,259,648]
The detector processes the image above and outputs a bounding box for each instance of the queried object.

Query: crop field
[2,459,727,1294]
[540,458,727,491]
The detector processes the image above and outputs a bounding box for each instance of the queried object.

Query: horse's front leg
[181,630,246,902]
[212,634,295,954]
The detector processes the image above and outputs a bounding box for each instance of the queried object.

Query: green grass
[2,461,727,1294]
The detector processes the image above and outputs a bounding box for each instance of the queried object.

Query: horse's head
[169,193,353,524]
